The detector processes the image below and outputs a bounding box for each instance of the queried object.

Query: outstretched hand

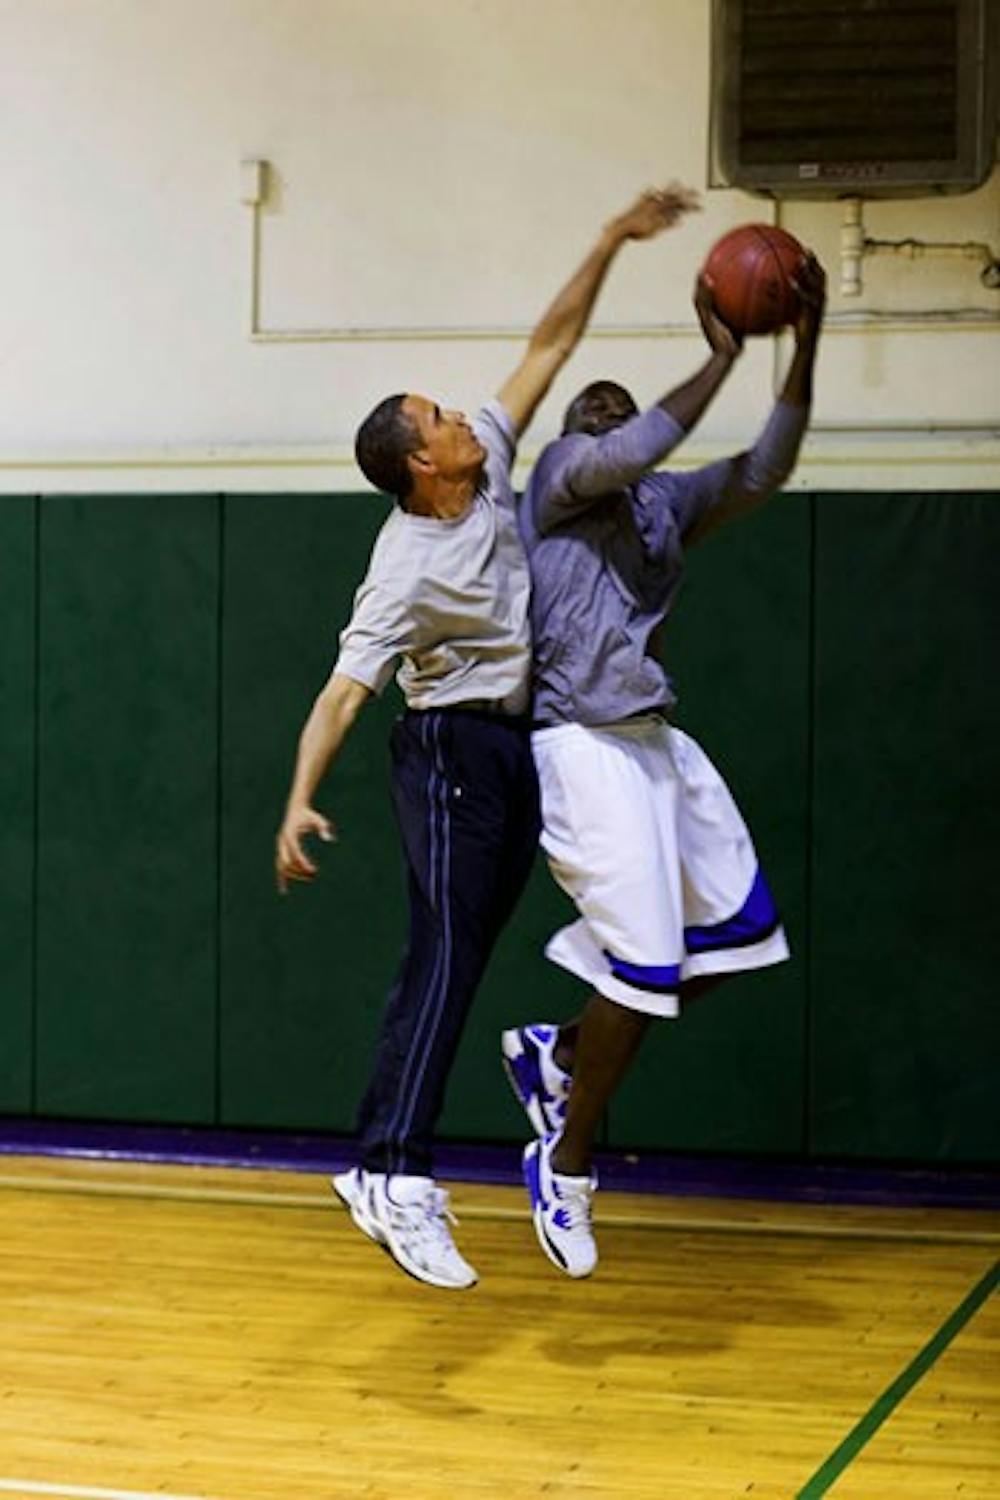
[275,804,336,895]
[694,274,743,360]
[610,182,701,242]
[792,252,826,344]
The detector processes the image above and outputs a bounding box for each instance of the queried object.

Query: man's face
[402,394,484,485]
[563,381,639,437]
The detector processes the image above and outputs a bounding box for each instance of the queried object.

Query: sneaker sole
[379,1226,478,1291]
[500,1027,559,1137]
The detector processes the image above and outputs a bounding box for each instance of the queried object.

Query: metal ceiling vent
[710,0,998,197]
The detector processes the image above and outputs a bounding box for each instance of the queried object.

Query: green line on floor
[797,1257,999,1498]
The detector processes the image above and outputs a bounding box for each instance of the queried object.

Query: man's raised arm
[497,184,700,438]
[538,279,744,516]
[683,253,826,546]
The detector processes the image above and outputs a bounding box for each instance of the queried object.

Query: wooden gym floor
[0,1154,996,1500]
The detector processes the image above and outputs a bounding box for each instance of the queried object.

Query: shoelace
[555,1177,594,1232]
[387,1187,460,1245]
[424,1187,460,1243]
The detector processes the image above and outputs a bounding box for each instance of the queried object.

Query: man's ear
[407,449,433,480]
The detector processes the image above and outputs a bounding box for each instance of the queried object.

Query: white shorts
[532,717,789,1018]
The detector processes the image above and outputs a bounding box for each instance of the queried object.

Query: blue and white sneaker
[332,1168,477,1290]
[522,1134,597,1279]
[501,1023,571,1136]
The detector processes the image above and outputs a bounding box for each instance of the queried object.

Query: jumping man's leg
[342,712,538,1289]
[358,711,533,1177]
[550,974,725,1081]
[550,993,652,1177]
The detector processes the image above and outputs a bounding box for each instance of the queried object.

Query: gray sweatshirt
[336,400,531,714]
[519,400,808,725]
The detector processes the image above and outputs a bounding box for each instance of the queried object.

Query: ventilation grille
[711,0,996,196]
[740,1,958,165]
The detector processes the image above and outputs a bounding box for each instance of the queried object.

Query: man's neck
[408,474,479,521]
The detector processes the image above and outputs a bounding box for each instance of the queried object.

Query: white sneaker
[522,1134,597,1278]
[501,1023,571,1136]
[332,1168,478,1290]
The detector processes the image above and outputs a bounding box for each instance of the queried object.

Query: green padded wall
[605,495,812,1154]
[220,495,406,1130]
[5,488,997,1164]
[35,496,219,1120]
[810,493,1000,1162]
[0,498,37,1110]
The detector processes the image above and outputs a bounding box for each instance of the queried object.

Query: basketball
[702,224,806,336]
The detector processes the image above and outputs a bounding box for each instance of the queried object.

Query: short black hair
[562,380,639,437]
[354,394,421,504]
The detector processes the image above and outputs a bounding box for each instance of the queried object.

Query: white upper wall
[2,0,997,490]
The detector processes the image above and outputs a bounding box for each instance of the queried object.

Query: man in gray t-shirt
[503,258,826,1278]
[273,184,701,1289]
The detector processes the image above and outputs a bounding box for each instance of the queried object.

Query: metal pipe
[838,196,1000,294]
[865,237,997,264]
[840,197,865,297]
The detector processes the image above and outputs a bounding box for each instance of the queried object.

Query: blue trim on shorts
[603,953,681,995]
[684,868,780,955]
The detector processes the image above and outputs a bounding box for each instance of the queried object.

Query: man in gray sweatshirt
[502,257,826,1277]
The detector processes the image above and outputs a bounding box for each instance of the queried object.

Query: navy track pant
[356,708,541,1176]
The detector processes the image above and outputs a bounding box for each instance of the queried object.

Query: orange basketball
[702,224,805,336]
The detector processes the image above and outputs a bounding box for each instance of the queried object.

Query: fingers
[620,183,701,239]
[649,182,702,222]
[275,836,316,895]
[693,273,742,356]
[274,808,337,895]
[791,253,826,345]
[792,251,827,304]
[658,180,701,212]
[288,831,318,875]
[649,180,700,204]
[693,273,714,327]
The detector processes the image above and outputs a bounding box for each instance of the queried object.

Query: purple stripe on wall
[1,1117,998,1209]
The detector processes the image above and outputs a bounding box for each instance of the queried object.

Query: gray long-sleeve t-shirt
[520,399,808,725]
